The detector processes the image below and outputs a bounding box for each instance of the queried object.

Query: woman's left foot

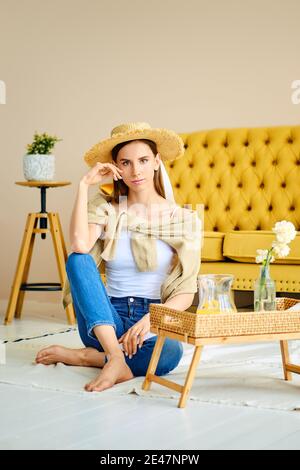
[85,354,134,392]
[35,345,106,367]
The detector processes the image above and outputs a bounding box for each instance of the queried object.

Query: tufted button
[272,159,278,166]
[216,183,221,188]
[238,182,243,188]
[175,183,180,188]
[230,161,235,167]
[265,139,270,145]
[256,225,261,230]
[296,160,300,166]
[203,142,208,148]
[223,141,229,148]
[244,141,249,147]
[234,226,240,230]
[170,163,174,168]
[290,205,296,211]
[225,205,230,211]
[251,161,256,167]
[213,226,218,231]
[196,183,201,188]
[209,162,215,168]
[247,205,252,211]
[184,143,188,149]
[268,205,273,211]
[260,182,265,189]
[204,205,209,211]
[287,137,293,144]
[281,182,286,188]
[189,162,194,168]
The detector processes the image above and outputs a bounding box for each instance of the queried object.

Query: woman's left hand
[118,313,150,358]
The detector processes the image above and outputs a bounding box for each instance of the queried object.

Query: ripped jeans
[66,253,183,377]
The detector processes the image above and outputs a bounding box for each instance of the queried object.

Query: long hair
[110,139,165,204]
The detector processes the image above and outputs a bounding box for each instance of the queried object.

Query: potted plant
[23,132,62,181]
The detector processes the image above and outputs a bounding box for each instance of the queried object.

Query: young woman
[35,122,201,392]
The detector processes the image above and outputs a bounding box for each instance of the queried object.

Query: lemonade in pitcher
[197,274,237,314]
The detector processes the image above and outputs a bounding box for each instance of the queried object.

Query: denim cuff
[87,321,117,341]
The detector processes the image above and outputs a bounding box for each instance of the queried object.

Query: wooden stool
[4,181,76,325]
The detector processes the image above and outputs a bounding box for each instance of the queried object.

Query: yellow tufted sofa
[100,125,300,294]
[164,125,300,294]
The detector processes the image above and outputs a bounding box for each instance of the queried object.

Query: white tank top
[105,230,174,299]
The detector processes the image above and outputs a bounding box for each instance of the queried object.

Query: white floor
[1,300,300,450]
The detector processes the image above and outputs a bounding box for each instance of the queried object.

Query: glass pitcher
[197,274,237,314]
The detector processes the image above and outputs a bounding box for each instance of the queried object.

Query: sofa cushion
[223,230,300,264]
[202,231,225,261]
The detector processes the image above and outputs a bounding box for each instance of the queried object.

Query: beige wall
[0,0,300,308]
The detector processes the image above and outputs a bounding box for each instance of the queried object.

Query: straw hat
[84,122,185,167]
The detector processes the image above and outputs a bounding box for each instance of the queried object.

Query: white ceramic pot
[23,154,55,181]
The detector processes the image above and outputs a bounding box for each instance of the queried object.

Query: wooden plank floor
[1,382,300,450]
[1,301,300,450]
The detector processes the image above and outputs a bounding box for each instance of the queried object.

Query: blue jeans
[66,253,183,377]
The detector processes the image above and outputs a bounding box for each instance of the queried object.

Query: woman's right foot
[35,345,106,367]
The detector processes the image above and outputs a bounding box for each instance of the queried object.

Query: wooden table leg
[15,215,38,318]
[280,340,292,381]
[4,213,36,325]
[55,213,76,325]
[178,345,203,408]
[142,334,166,391]
[49,213,76,325]
[56,213,68,260]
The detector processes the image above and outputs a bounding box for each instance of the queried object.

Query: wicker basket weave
[150,297,300,338]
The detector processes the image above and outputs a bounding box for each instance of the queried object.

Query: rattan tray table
[142,298,300,408]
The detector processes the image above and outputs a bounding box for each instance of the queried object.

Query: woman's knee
[156,339,183,376]
[66,252,92,274]
[78,329,104,352]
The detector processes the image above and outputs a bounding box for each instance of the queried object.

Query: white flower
[273,221,296,244]
[272,241,290,258]
[256,220,296,265]
[256,249,269,263]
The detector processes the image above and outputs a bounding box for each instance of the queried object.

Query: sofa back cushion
[165,125,300,232]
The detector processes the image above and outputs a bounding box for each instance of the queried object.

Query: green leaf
[25,132,62,155]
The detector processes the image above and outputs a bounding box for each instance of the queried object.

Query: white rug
[133,362,300,411]
[0,322,76,343]
[1,329,300,410]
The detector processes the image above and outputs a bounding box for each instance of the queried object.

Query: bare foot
[85,355,134,392]
[35,345,106,367]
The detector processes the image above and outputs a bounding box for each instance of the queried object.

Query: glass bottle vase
[254,265,276,312]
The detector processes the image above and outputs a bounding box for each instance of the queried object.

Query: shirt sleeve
[87,192,110,226]
[161,210,202,303]
[175,212,202,293]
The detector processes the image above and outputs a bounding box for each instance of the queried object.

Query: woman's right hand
[80,162,123,186]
